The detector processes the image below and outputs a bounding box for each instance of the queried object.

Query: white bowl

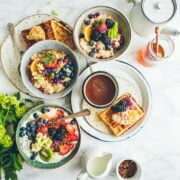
[73,5,131,62]
[20,40,79,99]
[116,158,141,180]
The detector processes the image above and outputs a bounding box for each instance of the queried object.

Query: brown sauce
[85,75,116,105]
[152,43,165,57]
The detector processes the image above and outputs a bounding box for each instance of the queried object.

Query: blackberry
[111,104,126,112]
[48,128,57,137]
[105,19,114,29]
[91,31,102,42]
[101,35,111,46]
[19,131,25,137]
[88,40,94,46]
[53,133,64,141]
[57,126,67,135]
[119,100,127,106]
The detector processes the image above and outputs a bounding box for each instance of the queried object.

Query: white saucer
[71,60,152,142]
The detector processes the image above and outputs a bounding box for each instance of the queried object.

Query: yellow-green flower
[15,105,27,118]
[0,134,13,148]
[0,125,6,140]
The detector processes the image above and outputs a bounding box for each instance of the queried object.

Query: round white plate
[0,14,73,97]
[71,61,152,142]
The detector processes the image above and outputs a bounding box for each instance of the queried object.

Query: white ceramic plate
[0,14,73,97]
[71,61,152,142]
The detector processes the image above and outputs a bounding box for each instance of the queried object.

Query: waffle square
[21,19,75,50]
[98,93,144,136]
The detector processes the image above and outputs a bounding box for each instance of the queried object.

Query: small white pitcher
[78,148,113,180]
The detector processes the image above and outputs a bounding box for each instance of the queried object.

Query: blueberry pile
[111,100,128,112]
[19,108,49,140]
[43,56,75,86]
[48,126,67,141]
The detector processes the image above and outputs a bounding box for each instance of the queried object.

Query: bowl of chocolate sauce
[82,71,119,108]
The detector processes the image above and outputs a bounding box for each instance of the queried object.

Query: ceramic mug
[78,148,113,180]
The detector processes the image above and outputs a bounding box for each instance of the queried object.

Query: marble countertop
[0,0,180,180]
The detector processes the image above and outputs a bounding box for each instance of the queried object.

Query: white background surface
[0,0,180,180]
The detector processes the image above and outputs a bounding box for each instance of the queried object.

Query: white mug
[78,148,113,180]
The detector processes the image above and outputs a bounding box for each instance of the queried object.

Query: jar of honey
[137,35,175,66]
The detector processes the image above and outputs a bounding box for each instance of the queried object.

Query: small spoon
[155,26,160,55]
[7,23,21,62]
[49,109,91,124]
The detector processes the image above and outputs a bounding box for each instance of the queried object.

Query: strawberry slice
[66,123,75,134]
[67,134,79,142]
[37,125,48,135]
[97,23,108,33]
[56,109,64,118]
[44,62,57,68]
[59,143,74,155]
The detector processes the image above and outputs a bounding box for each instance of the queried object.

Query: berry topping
[66,123,75,134]
[88,14,93,19]
[91,31,102,42]
[59,143,74,155]
[105,19,114,29]
[96,23,108,33]
[67,134,79,142]
[37,125,48,135]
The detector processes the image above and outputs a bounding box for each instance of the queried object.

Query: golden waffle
[98,93,144,136]
[21,19,76,50]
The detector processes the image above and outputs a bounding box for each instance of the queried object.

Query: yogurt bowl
[20,40,79,99]
[74,6,131,62]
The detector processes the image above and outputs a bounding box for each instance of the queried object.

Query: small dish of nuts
[116,158,141,180]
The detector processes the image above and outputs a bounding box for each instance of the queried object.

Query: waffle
[98,93,144,136]
[21,19,76,50]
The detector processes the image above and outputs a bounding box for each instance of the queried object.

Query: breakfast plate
[71,60,152,142]
[0,14,74,97]
[16,104,81,168]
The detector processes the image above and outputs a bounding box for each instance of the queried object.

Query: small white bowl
[116,158,141,180]
[73,5,131,62]
[20,40,79,99]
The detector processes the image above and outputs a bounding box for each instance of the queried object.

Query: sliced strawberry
[66,123,75,134]
[59,143,73,155]
[67,134,79,142]
[37,125,48,135]
[44,62,57,68]
[59,120,66,126]
[56,109,64,118]
[96,23,108,33]
[63,58,69,63]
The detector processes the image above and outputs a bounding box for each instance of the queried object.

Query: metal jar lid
[141,0,177,24]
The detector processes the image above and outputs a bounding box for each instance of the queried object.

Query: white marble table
[0,0,180,179]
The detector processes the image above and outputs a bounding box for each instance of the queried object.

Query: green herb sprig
[42,52,56,64]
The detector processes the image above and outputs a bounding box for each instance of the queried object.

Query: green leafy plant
[0,92,44,180]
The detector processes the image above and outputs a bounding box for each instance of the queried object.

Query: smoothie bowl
[74,6,131,61]
[16,104,81,168]
[20,40,79,99]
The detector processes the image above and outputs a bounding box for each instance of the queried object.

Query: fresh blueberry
[43,119,48,124]
[51,68,56,73]
[65,64,70,68]
[88,14,93,19]
[79,33,84,38]
[33,113,38,119]
[41,108,46,114]
[91,31,102,42]
[84,20,90,25]
[19,131,25,137]
[88,52,95,57]
[69,66,74,71]
[70,73,74,78]
[66,72,71,77]
[20,127,26,132]
[70,118,76,125]
[88,40,94,46]
[60,75,65,80]
[30,153,37,161]
[64,55,72,60]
